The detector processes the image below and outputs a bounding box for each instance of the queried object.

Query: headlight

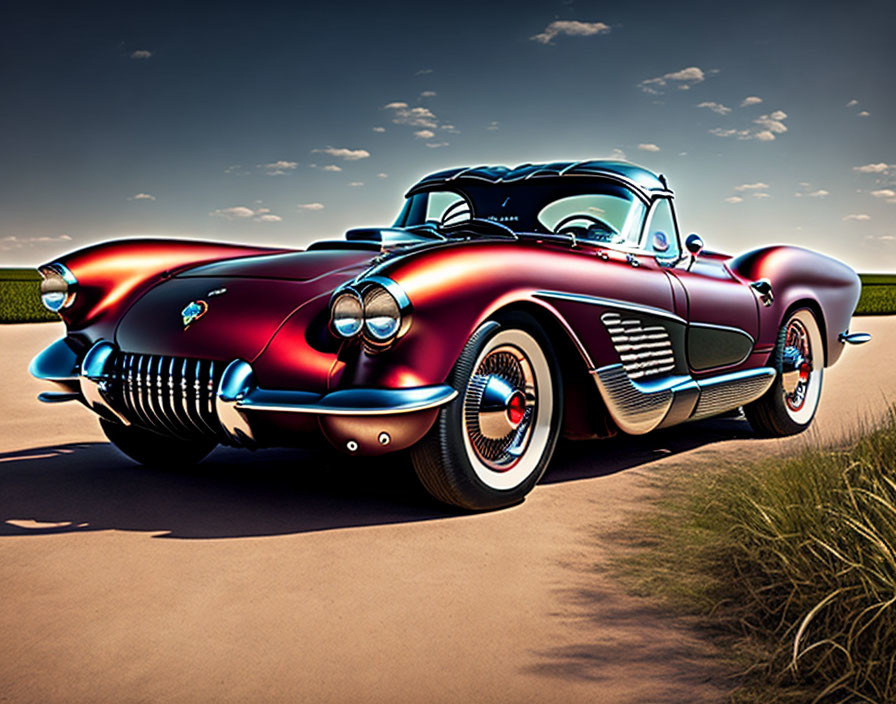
[38,264,77,312]
[363,286,401,342]
[331,290,364,337]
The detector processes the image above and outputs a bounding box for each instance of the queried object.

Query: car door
[647,198,760,373]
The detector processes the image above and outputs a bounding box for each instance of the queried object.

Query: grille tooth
[105,351,225,440]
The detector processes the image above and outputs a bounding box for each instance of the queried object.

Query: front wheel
[744,307,824,437]
[100,419,217,467]
[410,313,563,511]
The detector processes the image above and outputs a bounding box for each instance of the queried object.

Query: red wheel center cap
[506,391,526,426]
[798,362,811,384]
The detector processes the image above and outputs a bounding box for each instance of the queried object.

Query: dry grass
[617,414,896,703]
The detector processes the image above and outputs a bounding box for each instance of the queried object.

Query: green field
[856,273,896,315]
[0,268,894,323]
[0,268,59,323]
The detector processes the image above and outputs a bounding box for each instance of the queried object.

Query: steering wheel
[552,213,617,236]
[441,217,518,239]
[439,199,472,227]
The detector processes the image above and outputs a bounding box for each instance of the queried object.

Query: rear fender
[728,246,860,367]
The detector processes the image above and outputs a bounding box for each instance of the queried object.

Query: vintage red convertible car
[31,160,870,510]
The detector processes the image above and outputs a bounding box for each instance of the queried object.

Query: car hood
[177,248,376,281]
[115,249,377,360]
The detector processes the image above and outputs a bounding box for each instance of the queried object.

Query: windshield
[395,180,646,244]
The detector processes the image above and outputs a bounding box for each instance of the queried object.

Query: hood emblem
[181,300,209,330]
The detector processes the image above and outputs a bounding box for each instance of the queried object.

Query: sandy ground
[0,319,892,704]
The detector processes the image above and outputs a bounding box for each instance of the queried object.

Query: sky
[2,0,895,270]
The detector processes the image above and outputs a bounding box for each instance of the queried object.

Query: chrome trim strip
[535,290,686,325]
[237,386,459,416]
[690,367,776,421]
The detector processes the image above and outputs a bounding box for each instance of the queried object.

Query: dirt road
[1,320,891,703]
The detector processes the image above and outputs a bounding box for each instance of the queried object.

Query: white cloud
[711,110,788,141]
[697,101,731,115]
[808,189,829,198]
[128,193,156,201]
[530,20,610,45]
[321,164,342,172]
[735,182,770,191]
[859,111,870,117]
[298,203,325,211]
[853,163,891,174]
[130,50,152,59]
[414,129,435,139]
[372,126,386,133]
[420,90,437,98]
[753,110,788,137]
[210,205,282,222]
[638,143,661,152]
[872,189,896,198]
[312,147,370,161]
[741,96,763,107]
[415,68,433,76]
[263,160,297,170]
[348,182,364,187]
[383,102,439,129]
[210,206,256,219]
[426,142,450,148]
[0,234,72,251]
[486,121,500,131]
[753,192,770,198]
[259,160,298,175]
[440,124,459,133]
[724,196,744,204]
[377,173,389,179]
[639,66,705,94]
[846,99,859,107]
[843,213,871,221]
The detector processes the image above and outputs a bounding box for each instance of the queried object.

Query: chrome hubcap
[463,345,536,471]
[782,319,813,411]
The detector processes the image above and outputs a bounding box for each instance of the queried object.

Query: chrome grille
[601,312,675,379]
[109,352,224,438]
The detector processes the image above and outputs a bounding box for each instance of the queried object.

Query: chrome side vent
[601,312,675,379]
[108,352,224,439]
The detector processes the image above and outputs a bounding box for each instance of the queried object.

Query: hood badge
[182,300,209,330]
[207,287,227,297]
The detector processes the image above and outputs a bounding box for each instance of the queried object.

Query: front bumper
[30,338,457,455]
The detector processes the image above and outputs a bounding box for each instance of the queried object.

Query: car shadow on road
[0,415,754,539]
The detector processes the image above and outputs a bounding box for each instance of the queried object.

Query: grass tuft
[617,413,896,703]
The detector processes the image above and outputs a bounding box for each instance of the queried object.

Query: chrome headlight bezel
[329,276,411,351]
[38,263,78,312]
[330,289,364,338]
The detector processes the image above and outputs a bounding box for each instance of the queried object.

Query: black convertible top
[406,160,670,201]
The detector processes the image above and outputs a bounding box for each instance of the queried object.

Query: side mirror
[685,233,704,256]
[684,233,703,271]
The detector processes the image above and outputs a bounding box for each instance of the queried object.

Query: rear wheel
[100,419,217,467]
[744,308,824,437]
[410,312,563,510]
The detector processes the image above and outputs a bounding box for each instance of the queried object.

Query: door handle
[750,279,774,306]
